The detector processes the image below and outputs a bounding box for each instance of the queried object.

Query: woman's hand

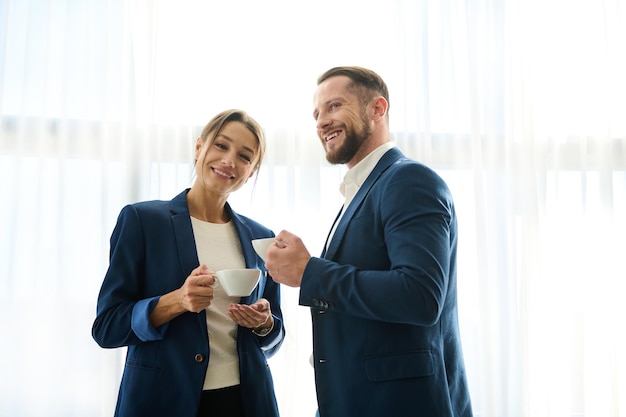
[228,298,273,331]
[178,264,216,313]
[149,264,215,328]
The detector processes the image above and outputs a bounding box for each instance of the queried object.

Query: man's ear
[371,96,388,120]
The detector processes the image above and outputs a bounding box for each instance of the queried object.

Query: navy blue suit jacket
[301,148,472,417]
[92,189,285,417]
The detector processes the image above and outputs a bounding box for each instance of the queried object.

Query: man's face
[313,76,372,166]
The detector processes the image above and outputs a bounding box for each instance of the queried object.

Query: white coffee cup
[251,238,276,262]
[215,268,261,297]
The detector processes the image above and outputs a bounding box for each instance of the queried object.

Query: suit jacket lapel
[324,148,405,260]
[228,204,264,303]
[170,190,199,279]
[169,190,209,330]
[321,206,343,258]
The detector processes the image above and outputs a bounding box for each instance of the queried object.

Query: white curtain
[1,0,625,416]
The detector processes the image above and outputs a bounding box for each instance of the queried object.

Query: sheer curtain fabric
[1,1,625,416]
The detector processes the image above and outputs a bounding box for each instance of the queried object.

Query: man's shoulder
[382,152,439,179]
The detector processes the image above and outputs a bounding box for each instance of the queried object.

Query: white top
[191,217,245,390]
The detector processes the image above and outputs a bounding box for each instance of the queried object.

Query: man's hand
[266,230,311,288]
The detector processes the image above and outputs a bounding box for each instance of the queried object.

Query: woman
[92,109,285,417]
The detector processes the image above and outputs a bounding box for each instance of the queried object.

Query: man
[266,66,473,417]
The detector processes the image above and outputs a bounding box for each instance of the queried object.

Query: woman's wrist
[252,315,274,336]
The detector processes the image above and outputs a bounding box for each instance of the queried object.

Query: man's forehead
[314,76,353,103]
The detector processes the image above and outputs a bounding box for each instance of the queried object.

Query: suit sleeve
[299,163,455,326]
[92,205,169,348]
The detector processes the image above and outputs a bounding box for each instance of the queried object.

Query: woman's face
[194,121,260,196]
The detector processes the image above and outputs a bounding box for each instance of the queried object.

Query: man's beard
[326,116,371,165]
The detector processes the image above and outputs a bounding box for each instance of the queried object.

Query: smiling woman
[91,109,286,417]
[1,0,625,417]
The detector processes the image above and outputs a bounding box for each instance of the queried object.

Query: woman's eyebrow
[217,133,256,154]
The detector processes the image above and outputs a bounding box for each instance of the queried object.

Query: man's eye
[330,103,340,110]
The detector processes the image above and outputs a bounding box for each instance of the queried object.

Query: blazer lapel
[228,205,258,269]
[170,189,199,278]
[169,190,208,330]
[321,206,343,258]
[228,205,264,303]
[324,148,405,260]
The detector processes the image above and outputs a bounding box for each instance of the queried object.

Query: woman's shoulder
[115,198,177,226]
[121,199,170,214]
[122,189,189,215]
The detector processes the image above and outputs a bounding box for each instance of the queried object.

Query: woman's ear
[194,137,203,162]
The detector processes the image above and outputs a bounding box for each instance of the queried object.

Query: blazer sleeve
[92,204,169,348]
[299,162,456,326]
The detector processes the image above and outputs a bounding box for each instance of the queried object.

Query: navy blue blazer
[301,148,473,417]
[92,189,285,417]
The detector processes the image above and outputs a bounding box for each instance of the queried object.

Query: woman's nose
[221,153,235,167]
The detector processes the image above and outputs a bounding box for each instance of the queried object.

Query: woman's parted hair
[198,109,266,172]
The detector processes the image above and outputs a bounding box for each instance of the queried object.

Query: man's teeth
[326,132,339,141]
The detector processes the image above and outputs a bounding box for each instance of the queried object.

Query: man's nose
[317,114,331,130]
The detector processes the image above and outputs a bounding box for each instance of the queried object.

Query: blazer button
[194,354,204,363]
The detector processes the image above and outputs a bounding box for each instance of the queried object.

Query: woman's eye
[215,143,227,150]
[240,154,252,163]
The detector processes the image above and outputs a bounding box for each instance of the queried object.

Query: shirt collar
[339,141,395,197]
